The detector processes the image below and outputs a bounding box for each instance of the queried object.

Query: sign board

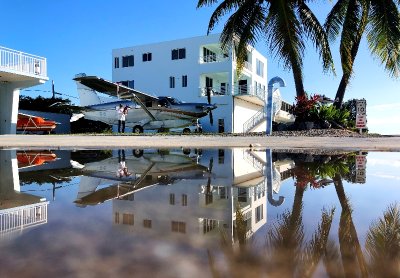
[355,154,367,183]
[356,114,367,128]
[356,169,366,183]
[356,100,367,115]
[356,154,367,169]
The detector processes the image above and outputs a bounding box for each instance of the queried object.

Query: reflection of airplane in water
[73,150,210,206]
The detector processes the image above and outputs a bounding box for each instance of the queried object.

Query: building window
[143,219,152,228]
[114,57,119,68]
[142,52,152,62]
[203,219,217,234]
[218,149,225,164]
[170,193,175,205]
[122,55,134,67]
[171,221,186,233]
[203,47,216,62]
[255,204,264,223]
[182,75,187,87]
[122,213,134,225]
[238,188,247,203]
[206,76,213,89]
[171,48,186,60]
[120,80,134,89]
[169,76,175,88]
[256,59,264,77]
[114,212,120,224]
[182,194,187,206]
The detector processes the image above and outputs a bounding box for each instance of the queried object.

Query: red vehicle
[17,151,57,169]
[17,113,57,134]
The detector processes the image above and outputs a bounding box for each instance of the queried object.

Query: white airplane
[72,74,217,133]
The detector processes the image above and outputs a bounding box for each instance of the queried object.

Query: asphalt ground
[1,134,399,151]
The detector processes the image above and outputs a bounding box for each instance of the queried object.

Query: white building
[112,34,291,133]
[0,46,48,134]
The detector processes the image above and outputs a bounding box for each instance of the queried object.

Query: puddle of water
[0,148,399,277]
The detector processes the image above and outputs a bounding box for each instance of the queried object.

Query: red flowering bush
[292,94,321,122]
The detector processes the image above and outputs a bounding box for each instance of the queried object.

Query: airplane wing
[73,75,158,102]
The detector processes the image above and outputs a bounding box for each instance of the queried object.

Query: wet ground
[0,148,399,277]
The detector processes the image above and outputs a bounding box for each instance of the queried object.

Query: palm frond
[339,0,364,76]
[265,0,304,73]
[300,207,336,277]
[367,0,400,77]
[366,203,400,277]
[220,0,266,71]
[324,0,349,41]
[201,0,244,34]
[298,2,335,74]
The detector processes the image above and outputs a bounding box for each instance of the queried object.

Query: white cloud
[369,102,400,112]
[369,174,400,181]
[368,158,400,168]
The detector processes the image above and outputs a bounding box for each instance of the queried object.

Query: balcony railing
[199,87,229,97]
[0,202,49,238]
[232,85,266,101]
[0,46,47,77]
[199,54,229,64]
[198,85,268,102]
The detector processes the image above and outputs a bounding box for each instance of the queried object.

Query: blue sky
[2,0,399,134]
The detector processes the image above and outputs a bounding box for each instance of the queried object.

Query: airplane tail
[75,74,102,106]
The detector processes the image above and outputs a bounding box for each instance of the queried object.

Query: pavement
[1,134,400,151]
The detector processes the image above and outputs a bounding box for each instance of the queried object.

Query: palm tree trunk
[333,73,351,109]
[291,60,305,98]
[334,3,369,109]
[333,174,368,277]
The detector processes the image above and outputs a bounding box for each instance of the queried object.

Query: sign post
[356,99,367,134]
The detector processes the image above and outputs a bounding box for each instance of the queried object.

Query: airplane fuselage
[84,98,213,129]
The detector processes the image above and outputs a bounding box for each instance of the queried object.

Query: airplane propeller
[206,87,213,125]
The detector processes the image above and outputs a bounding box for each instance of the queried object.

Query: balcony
[232,84,266,106]
[0,46,47,80]
[200,53,229,64]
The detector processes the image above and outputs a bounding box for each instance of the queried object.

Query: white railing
[0,202,49,238]
[244,61,252,71]
[199,86,229,97]
[243,108,266,133]
[232,85,266,101]
[200,54,229,63]
[0,46,47,77]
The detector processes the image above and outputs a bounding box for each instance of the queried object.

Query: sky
[1,0,399,135]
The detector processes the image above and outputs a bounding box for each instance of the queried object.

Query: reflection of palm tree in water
[207,155,399,277]
[366,203,400,277]
[333,173,368,277]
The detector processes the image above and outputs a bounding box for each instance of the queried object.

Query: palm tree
[197,0,335,98]
[325,0,400,108]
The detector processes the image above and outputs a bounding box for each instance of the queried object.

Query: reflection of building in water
[0,150,49,243]
[112,148,295,244]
